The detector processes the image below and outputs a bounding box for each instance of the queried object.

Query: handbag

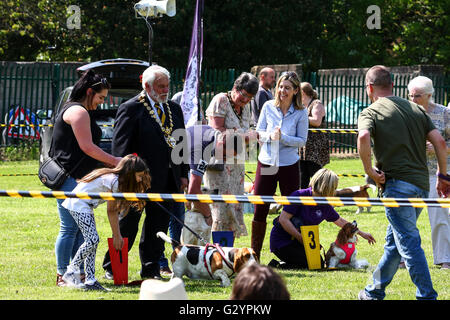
[38,157,69,190]
[38,155,86,190]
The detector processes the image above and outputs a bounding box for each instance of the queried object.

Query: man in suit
[102,65,189,280]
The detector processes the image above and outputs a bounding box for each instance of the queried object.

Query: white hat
[139,277,188,300]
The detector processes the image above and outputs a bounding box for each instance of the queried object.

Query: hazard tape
[0,123,359,133]
[0,190,449,208]
[0,172,367,178]
[244,171,365,178]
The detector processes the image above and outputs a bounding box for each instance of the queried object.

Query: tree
[1,0,449,71]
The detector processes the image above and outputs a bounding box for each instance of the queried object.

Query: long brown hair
[274,71,303,110]
[79,154,151,214]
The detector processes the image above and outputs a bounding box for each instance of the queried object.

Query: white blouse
[62,173,119,214]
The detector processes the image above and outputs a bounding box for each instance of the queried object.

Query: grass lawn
[0,158,448,300]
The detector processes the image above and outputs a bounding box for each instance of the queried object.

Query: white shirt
[62,173,119,214]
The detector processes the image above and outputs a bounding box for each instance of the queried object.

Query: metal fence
[1,62,449,153]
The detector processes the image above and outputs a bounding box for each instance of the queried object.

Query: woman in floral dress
[204,72,259,238]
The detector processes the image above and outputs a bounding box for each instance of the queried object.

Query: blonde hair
[309,168,339,197]
[274,71,303,110]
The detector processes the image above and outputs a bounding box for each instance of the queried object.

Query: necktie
[154,103,166,125]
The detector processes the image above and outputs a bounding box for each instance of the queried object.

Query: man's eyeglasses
[91,78,109,88]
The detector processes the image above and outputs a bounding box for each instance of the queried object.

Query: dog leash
[155,202,208,245]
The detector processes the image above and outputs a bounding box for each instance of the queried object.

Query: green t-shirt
[358,96,436,191]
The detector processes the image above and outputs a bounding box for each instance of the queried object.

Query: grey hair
[407,76,434,102]
[141,65,171,90]
[233,72,259,96]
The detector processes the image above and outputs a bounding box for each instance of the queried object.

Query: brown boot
[251,220,267,260]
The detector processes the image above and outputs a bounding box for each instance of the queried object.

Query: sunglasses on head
[91,77,109,88]
[280,71,298,80]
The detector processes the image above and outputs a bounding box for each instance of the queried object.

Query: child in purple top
[269,168,375,269]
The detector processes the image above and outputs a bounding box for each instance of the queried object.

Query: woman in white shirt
[251,71,309,259]
[61,154,151,290]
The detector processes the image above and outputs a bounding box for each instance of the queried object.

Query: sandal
[56,274,66,287]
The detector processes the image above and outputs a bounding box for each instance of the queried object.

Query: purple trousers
[253,161,300,222]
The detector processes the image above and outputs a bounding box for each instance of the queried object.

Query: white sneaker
[62,271,85,289]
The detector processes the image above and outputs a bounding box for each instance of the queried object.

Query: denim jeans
[55,176,84,275]
[159,202,186,268]
[364,179,437,300]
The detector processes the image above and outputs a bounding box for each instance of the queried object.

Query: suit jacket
[112,93,189,193]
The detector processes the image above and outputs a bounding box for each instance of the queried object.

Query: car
[39,58,149,166]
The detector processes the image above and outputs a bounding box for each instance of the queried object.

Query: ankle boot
[251,220,267,260]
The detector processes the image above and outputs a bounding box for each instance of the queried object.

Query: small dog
[325,221,369,269]
[335,184,376,214]
[157,232,258,287]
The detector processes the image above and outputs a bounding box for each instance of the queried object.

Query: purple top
[269,188,340,251]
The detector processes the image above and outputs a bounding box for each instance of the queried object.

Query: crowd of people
[47,63,449,300]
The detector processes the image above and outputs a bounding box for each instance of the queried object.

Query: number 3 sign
[300,225,321,270]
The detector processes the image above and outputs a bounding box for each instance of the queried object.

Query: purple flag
[180,0,204,127]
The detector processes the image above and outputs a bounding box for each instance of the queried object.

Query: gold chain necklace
[139,91,176,148]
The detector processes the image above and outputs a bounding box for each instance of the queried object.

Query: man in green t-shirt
[357,65,449,300]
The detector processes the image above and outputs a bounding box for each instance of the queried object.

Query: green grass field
[0,158,448,300]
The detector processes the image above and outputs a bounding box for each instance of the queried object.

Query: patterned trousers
[67,210,100,285]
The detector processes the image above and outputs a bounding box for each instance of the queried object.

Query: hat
[139,277,188,300]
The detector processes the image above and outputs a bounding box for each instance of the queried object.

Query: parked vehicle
[39,58,149,166]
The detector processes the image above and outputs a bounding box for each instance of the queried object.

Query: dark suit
[102,93,188,277]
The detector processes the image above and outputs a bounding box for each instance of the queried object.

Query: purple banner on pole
[180,0,204,127]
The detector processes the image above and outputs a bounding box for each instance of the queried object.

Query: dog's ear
[228,248,237,263]
[233,248,252,272]
[336,223,351,245]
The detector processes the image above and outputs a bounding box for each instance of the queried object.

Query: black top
[111,94,189,193]
[49,102,102,179]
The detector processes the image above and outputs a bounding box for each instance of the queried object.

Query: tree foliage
[1,0,449,71]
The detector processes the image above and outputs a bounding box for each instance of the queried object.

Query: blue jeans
[55,176,84,275]
[159,202,185,268]
[364,179,437,300]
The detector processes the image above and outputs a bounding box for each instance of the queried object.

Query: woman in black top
[52,70,121,286]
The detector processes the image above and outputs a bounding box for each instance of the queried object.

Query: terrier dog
[325,221,369,269]
[157,232,258,287]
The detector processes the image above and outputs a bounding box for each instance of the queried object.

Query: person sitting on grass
[61,154,151,291]
[269,168,376,269]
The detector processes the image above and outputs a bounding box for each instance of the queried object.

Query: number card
[300,225,321,270]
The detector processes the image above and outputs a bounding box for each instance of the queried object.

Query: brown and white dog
[335,184,376,214]
[157,232,258,287]
[325,221,368,269]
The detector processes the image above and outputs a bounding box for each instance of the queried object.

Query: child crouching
[61,154,151,291]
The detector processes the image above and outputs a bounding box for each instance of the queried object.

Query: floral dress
[299,99,330,167]
[426,103,450,174]
[204,92,251,237]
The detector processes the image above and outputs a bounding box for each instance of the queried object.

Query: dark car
[39,58,149,166]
